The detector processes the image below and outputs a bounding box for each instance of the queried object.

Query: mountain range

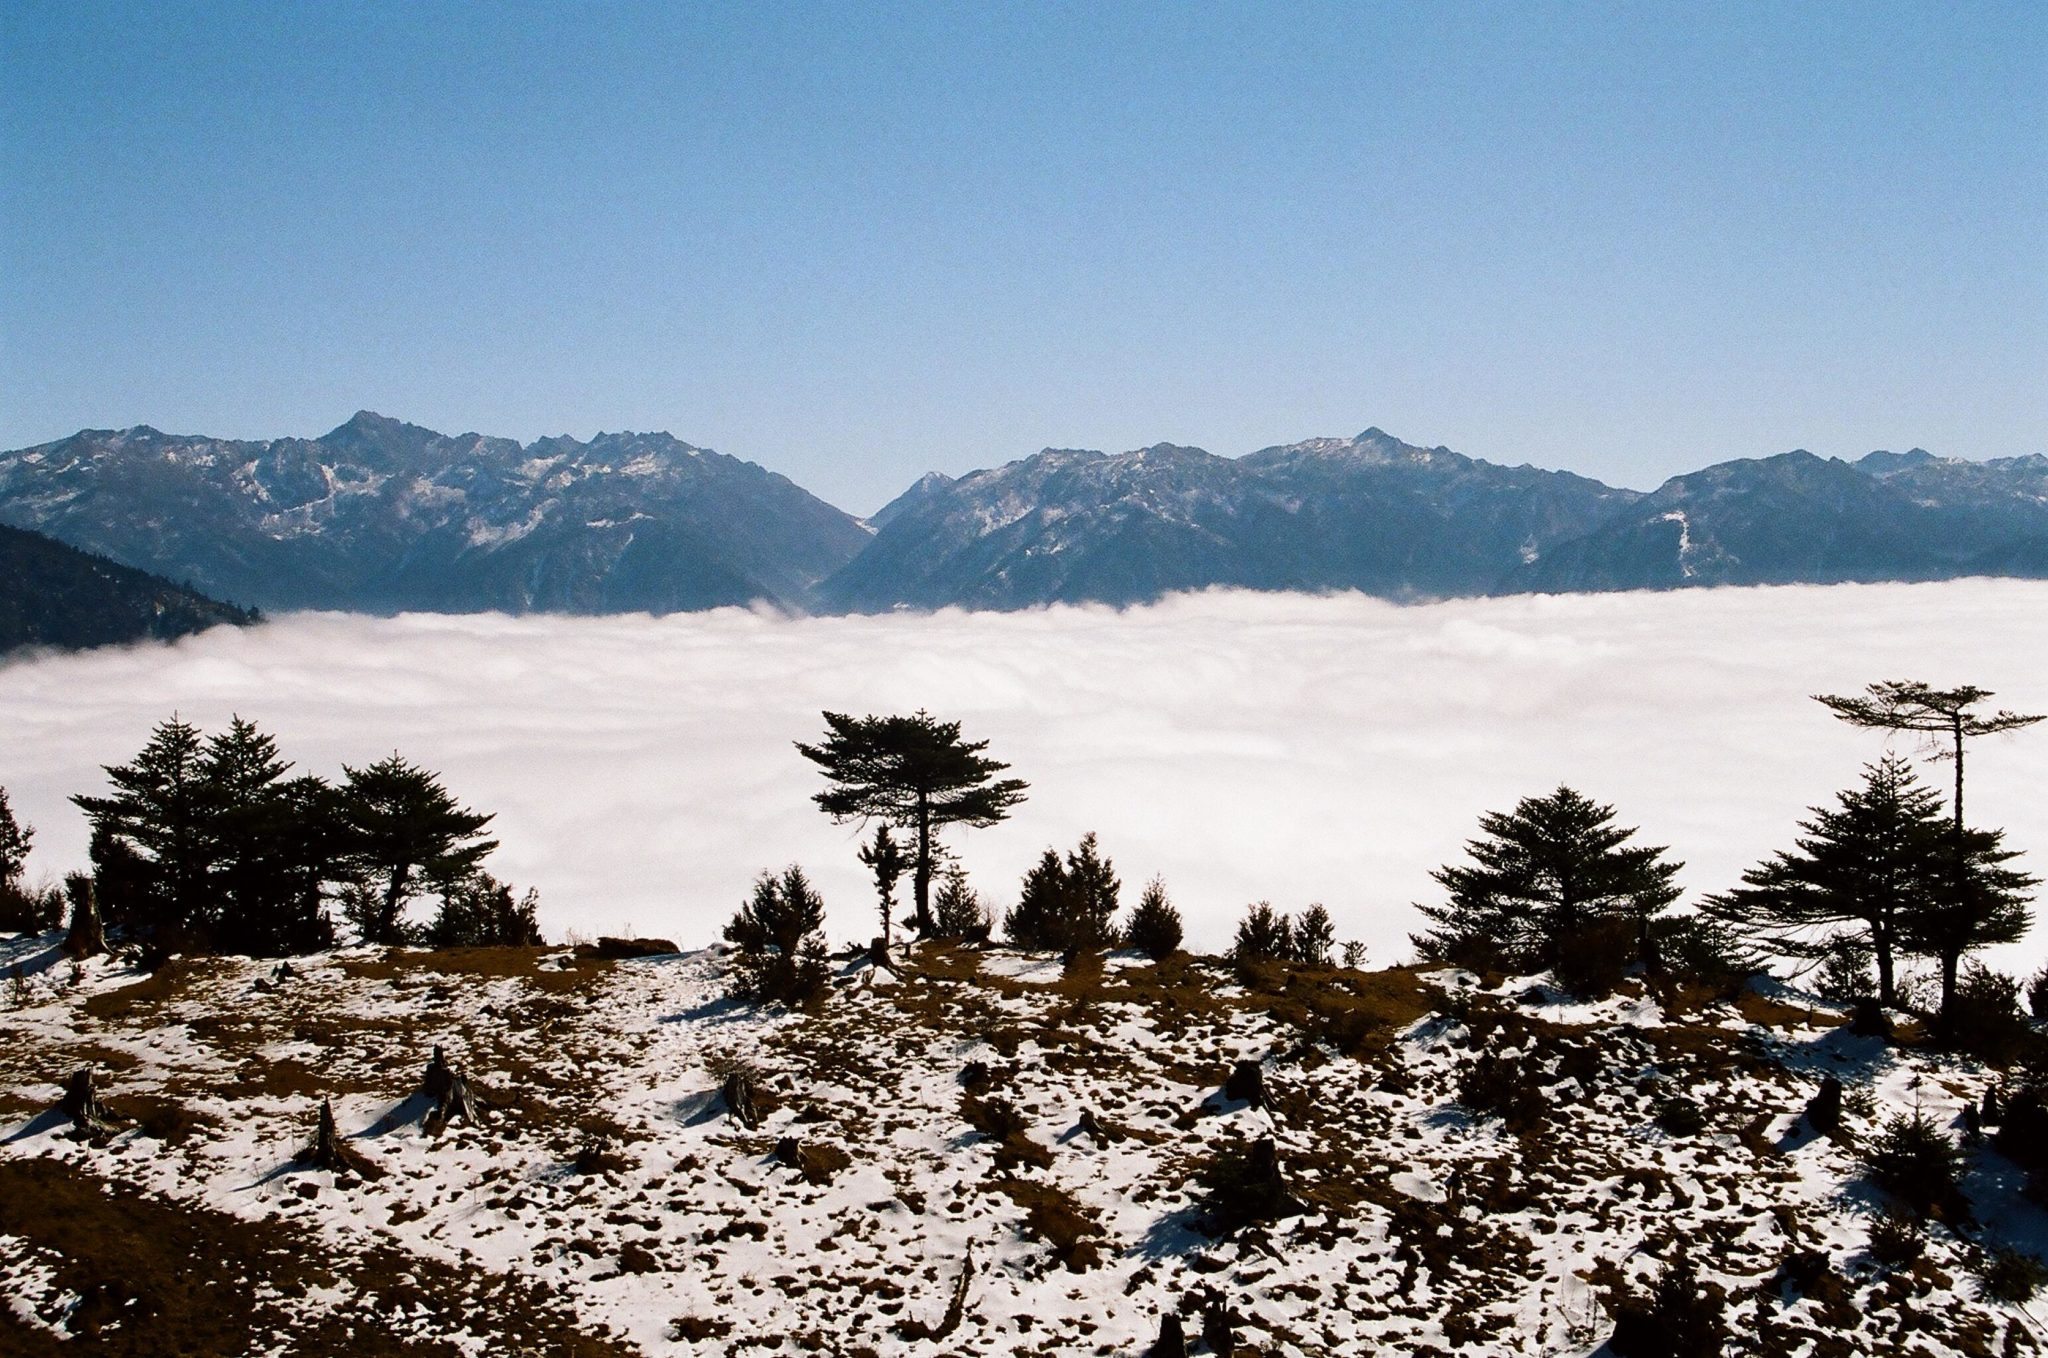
[2,414,2042,629]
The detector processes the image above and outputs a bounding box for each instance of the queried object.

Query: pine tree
[0,787,53,932]
[335,754,497,945]
[425,873,543,948]
[1413,786,1681,975]
[1003,834,1119,952]
[198,717,334,955]
[1004,848,1072,950]
[1122,876,1183,961]
[857,823,907,952]
[797,710,1028,936]
[932,864,992,942]
[1704,756,1945,1006]
[0,787,29,890]
[1293,904,1335,966]
[1062,832,1120,952]
[724,865,829,1004]
[1903,823,2035,1040]
[1232,902,1295,967]
[73,716,211,935]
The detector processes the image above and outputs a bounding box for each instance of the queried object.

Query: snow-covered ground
[1,581,2043,968]
[2,933,2042,1354]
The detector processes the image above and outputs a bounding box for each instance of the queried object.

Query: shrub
[1551,916,1636,999]
[1951,964,2029,1064]
[931,865,992,943]
[1654,1095,1706,1137]
[1816,936,1877,1003]
[2028,966,2048,1023]
[1457,1052,1547,1133]
[1231,902,1294,974]
[1121,877,1183,961]
[724,866,830,1006]
[0,880,64,934]
[1866,1207,1924,1268]
[1607,1249,1727,1358]
[1293,904,1335,966]
[1194,1137,1304,1234]
[1977,1246,2048,1303]
[1003,834,1118,953]
[1648,914,1757,994]
[424,874,542,948]
[1866,1111,1968,1219]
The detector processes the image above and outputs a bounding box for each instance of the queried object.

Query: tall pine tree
[1414,786,1681,975]
[1704,755,1943,1006]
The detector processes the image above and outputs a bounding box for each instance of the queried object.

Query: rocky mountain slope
[1,935,2039,1356]
[0,414,870,615]
[821,430,1634,611]
[0,523,256,656]
[831,436,2048,610]
[1512,449,2048,593]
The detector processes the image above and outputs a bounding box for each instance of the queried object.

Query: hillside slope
[0,523,256,656]
[0,937,2038,1355]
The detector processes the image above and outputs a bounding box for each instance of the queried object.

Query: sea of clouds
[4,581,2045,974]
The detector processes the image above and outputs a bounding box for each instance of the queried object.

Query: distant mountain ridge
[0,412,870,615]
[824,429,2048,610]
[0,522,254,655]
[1,415,2042,621]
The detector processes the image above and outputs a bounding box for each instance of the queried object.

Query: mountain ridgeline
[2,415,2044,628]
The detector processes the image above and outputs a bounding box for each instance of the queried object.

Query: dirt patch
[337,945,611,995]
[992,1176,1104,1271]
[0,1158,635,1357]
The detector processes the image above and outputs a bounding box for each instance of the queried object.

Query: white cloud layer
[4,582,2046,975]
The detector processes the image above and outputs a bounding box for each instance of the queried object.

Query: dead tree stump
[1805,1076,1842,1135]
[1224,1060,1266,1108]
[1245,1137,1305,1219]
[1849,998,1892,1040]
[59,1067,122,1138]
[895,1246,973,1340]
[420,1046,484,1133]
[1078,1109,1125,1147]
[296,1098,374,1178]
[62,876,105,960]
[722,1071,760,1130]
[1201,1300,1237,1357]
[1147,1310,1188,1358]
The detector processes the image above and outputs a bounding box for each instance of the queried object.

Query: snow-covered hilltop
[1,935,2038,1355]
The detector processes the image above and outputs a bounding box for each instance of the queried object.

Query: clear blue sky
[3,2,2041,512]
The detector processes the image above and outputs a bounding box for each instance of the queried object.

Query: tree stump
[421,1046,484,1133]
[1146,1310,1187,1358]
[59,1067,122,1138]
[960,1060,993,1092]
[1201,1301,1237,1357]
[296,1098,373,1178]
[62,877,105,961]
[1983,1086,2005,1126]
[722,1071,761,1130]
[1078,1109,1125,1147]
[1223,1060,1266,1108]
[1849,998,1892,1040]
[1805,1076,1842,1135]
[1244,1137,1305,1221]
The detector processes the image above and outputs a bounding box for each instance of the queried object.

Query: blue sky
[3,2,2041,512]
